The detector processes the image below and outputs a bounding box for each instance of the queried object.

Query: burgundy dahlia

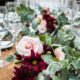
[22,50,48,72]
[12,50,48,80]
[43,44,55,57]
[42,9,57,33]
[43,44,53,54]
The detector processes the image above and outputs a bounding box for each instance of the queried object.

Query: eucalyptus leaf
[16,4,34,23]
[71,60,80,69]
[52,10,58,16]
[60,68,69,80]
[42,55,54,64]
[74,36,80,50]
[75,18,80,22]
[69,73,80,80]
[46,62,61,75]
[52,75,63,80]
[60,59,69,68]
[6,55,16,62]
[58,12,70,26]
[32,18,41,30]
[37,72,51,80]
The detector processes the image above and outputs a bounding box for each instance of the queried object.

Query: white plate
[1,41,14,49]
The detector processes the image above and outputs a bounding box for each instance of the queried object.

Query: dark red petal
[39,61,48,71]
[33,65,40,73]
[16,54,23,60]
[12,77,19,80]
[31,49,36,58]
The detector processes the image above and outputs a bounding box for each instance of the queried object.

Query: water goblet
[5,2,22,45]
[0,6,8,68]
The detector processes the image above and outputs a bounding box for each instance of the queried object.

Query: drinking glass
[0,6,8,68]
[16,0,26,6]
[73,0,80,32]
[66,0,78,25]
[5,2,22,45]
[76,1,80,16]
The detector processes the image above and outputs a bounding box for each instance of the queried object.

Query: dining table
[0,46,17,80]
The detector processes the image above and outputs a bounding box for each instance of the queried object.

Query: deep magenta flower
[43,44,53,54]
[43,44,55,57]
[22,50,47,72]
[12,50,48,80]
[42,9,57,33]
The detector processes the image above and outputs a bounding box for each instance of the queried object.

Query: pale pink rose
[54,48,65,61]
[16,36,43,56]
[38,24,47,34]
[37,20,47,34]
[41,20,47,26]
[37,15,43,20]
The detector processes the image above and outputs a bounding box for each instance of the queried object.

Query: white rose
[54,48,65,61]
[16,36,43,56]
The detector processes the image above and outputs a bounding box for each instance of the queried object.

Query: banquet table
[0,46,17,80]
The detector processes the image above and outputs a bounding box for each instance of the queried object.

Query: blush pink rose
[37,15,43,20]
[16,36,43,56]
[54,48,65,61]
[37,20,47,34]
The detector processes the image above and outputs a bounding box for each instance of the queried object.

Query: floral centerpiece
[11,4,80,80]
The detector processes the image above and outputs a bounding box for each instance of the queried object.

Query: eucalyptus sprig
[16,4,34,23]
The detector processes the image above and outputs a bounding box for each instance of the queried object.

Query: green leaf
[32,18,41,30]
[21,27,34,36]
[69,73,80,80]
[6,55,16,62]
[60,68,69,80]
[52,75,63,80]
[39,34,52,45]
[16,4,34,23]
[46,62,61,75]
[75,18,80,22]
[42,54,54,64]
[58,12,70,26]
[60,59,69,69]
[14,60,22,64]
[52,10,58,16]
[71,60,80,69]
[14,51,19,55]
[63,47,80,59]
[37,73,45,80]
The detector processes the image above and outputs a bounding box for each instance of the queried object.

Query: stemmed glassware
[0,6,8,68]
[5,2,22,45]
[66,0,78,25]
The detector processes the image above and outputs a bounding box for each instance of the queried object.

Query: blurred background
[0,0,14,6]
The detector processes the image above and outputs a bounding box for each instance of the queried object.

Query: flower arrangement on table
[10,4,80,80]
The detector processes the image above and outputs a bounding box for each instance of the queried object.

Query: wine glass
[5,2,22,45]
[0,6,8,68]
[66,0,78,25]
[71,1,80,32]
[16,0,26,6]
